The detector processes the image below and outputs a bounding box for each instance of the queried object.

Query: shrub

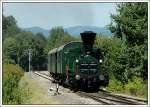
[124,77,147,97]
[106,78,124,92]
[3,64,24,104]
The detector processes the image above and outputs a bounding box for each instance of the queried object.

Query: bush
[106,78,124,92]
[3,64,24,104]
[124,77,147,97]
[106,77,147,98]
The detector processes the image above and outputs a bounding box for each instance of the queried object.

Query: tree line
[3,15,77,71]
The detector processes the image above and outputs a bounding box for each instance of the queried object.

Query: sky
[3,3,117,29]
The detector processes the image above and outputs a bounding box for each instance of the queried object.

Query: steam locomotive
[48,31,109,89]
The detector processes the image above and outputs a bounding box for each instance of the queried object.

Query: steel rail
[99,89,147,103]
[92,92,146,105]
[76,91,112,105]
[34,71,54,81]
[77,91,147,105]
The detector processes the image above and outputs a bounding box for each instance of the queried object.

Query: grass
[18,72,62,104]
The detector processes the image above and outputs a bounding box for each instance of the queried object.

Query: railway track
[34,71,53,81]
[99,89,147,104]
[34,71,148,105]
[77,91,147,105]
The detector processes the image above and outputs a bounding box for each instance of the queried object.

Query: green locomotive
[48,31,109,89]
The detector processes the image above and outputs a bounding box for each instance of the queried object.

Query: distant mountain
[64,26,112,37]
[23,26,112,37]
[23,27,49,37]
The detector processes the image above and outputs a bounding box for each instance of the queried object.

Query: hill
[23,26,112,37]
[65,26,112,37]
[23,27,49,37]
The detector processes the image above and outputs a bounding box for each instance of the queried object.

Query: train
[48,31,109,89]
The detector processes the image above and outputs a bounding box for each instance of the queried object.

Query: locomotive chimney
[80,31,96,54]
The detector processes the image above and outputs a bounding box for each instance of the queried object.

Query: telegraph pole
[29,49,31,76]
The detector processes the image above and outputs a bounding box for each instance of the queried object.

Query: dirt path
[19,71,102,105]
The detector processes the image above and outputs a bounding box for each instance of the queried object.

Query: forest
[2,2,148,104]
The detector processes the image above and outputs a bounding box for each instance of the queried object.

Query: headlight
[76,59,79,63]
[99,59,103,63]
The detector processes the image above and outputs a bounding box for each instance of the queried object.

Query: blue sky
[3,3,117,29]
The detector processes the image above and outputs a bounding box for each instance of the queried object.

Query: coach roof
[48,41,82,54]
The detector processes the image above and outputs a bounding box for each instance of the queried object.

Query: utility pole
[29,49,31,76]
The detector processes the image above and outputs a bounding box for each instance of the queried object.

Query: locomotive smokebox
[80,31,96,54]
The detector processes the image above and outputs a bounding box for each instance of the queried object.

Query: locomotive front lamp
[76,59,79,63]
[99,59,103,63]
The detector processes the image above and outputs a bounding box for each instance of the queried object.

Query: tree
[44,27,64,53]
[3,30,47,71]
[44,27,77,54]
[2,15,21,41]
[108,3,148,81]
[108,3,148,46]
[32,33,47,70]
[3,37,17,64]
[62,32,78,43]
[13,31,47,71]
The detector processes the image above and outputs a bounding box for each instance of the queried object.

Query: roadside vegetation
[96,3,148,98]
[3,64,24,104]
[2,2,148,104]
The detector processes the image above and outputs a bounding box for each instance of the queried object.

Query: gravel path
[22,71,102,105]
